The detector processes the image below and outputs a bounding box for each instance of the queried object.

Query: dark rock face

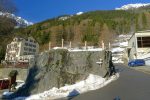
[2,49,114,99]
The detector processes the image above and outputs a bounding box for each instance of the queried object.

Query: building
[128,30,150,60]
[5,36,39,63]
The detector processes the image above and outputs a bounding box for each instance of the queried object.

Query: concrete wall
[0,68,28,81]
[128,34,137,60]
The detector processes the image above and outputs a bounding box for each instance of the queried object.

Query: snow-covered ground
[53,46,103,52]
[137,52,150,66]
[3,73,119,100]
[111,34,131,63]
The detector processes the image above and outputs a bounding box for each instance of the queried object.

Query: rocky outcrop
[2,49,114,99]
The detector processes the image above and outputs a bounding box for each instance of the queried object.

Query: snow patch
[52,47,103,52]
[76,12,83,15]
[116,3,150,10]
[111,34,131,63]
[13,73,119,100]
[111,47,124,53]
[59,16,70,21]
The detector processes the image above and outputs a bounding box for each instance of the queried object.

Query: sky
[14,0,150,23]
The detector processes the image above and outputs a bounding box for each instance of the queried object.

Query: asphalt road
[68,64,150,100]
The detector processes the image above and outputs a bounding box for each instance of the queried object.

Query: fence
[44,39,111,51]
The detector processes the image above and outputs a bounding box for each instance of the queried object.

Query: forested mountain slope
[1,9,150,61]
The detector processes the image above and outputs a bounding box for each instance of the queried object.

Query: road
[68,64,150,100]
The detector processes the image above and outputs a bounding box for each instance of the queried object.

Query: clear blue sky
[14,0,150,23]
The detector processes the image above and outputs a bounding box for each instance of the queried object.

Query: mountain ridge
[116,3,150,10]
[0,11,33,27]
[1,4,150,61]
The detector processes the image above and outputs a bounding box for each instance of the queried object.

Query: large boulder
[2,49,114,99]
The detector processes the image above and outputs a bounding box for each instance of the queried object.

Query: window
[137,36,150,48]
[29,44,32,47]
[24,47,28,51]
[25,43,28,46]
[33,49,36,52]
[29,48,32,52]
[23,52,27,55]
[32,45,36,48]
[30,39,33,42]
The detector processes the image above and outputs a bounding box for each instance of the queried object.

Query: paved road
[69,64,150,100]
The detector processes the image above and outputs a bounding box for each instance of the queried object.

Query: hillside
[14,10,150,50]
[1,9,150,61]
[0,16,16,61]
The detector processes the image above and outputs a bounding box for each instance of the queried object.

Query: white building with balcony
[5,36,39,63]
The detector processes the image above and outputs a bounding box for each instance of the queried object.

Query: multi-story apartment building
[5,36,39,63]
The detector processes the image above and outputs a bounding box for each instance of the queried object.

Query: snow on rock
[58,12,83,21]
[59,16,70,21]
[76,12,83,15]
[13,73,119,100]
[0,11,33,27]
[116,3,150,10]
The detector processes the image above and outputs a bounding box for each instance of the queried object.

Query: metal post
[85,41,87,50]
[102,40,104,50]
[62,39,64,48]
[49,41,51,50]
[69,41,72,49]
[109,42,111,51]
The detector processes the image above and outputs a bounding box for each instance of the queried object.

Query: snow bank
[111,47,124,53]
[52,47,103,52]
[119,42,128,47]
[12,73,119,100]
[69,48,102,52]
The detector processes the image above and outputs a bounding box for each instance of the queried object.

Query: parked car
[128,59,145,67]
